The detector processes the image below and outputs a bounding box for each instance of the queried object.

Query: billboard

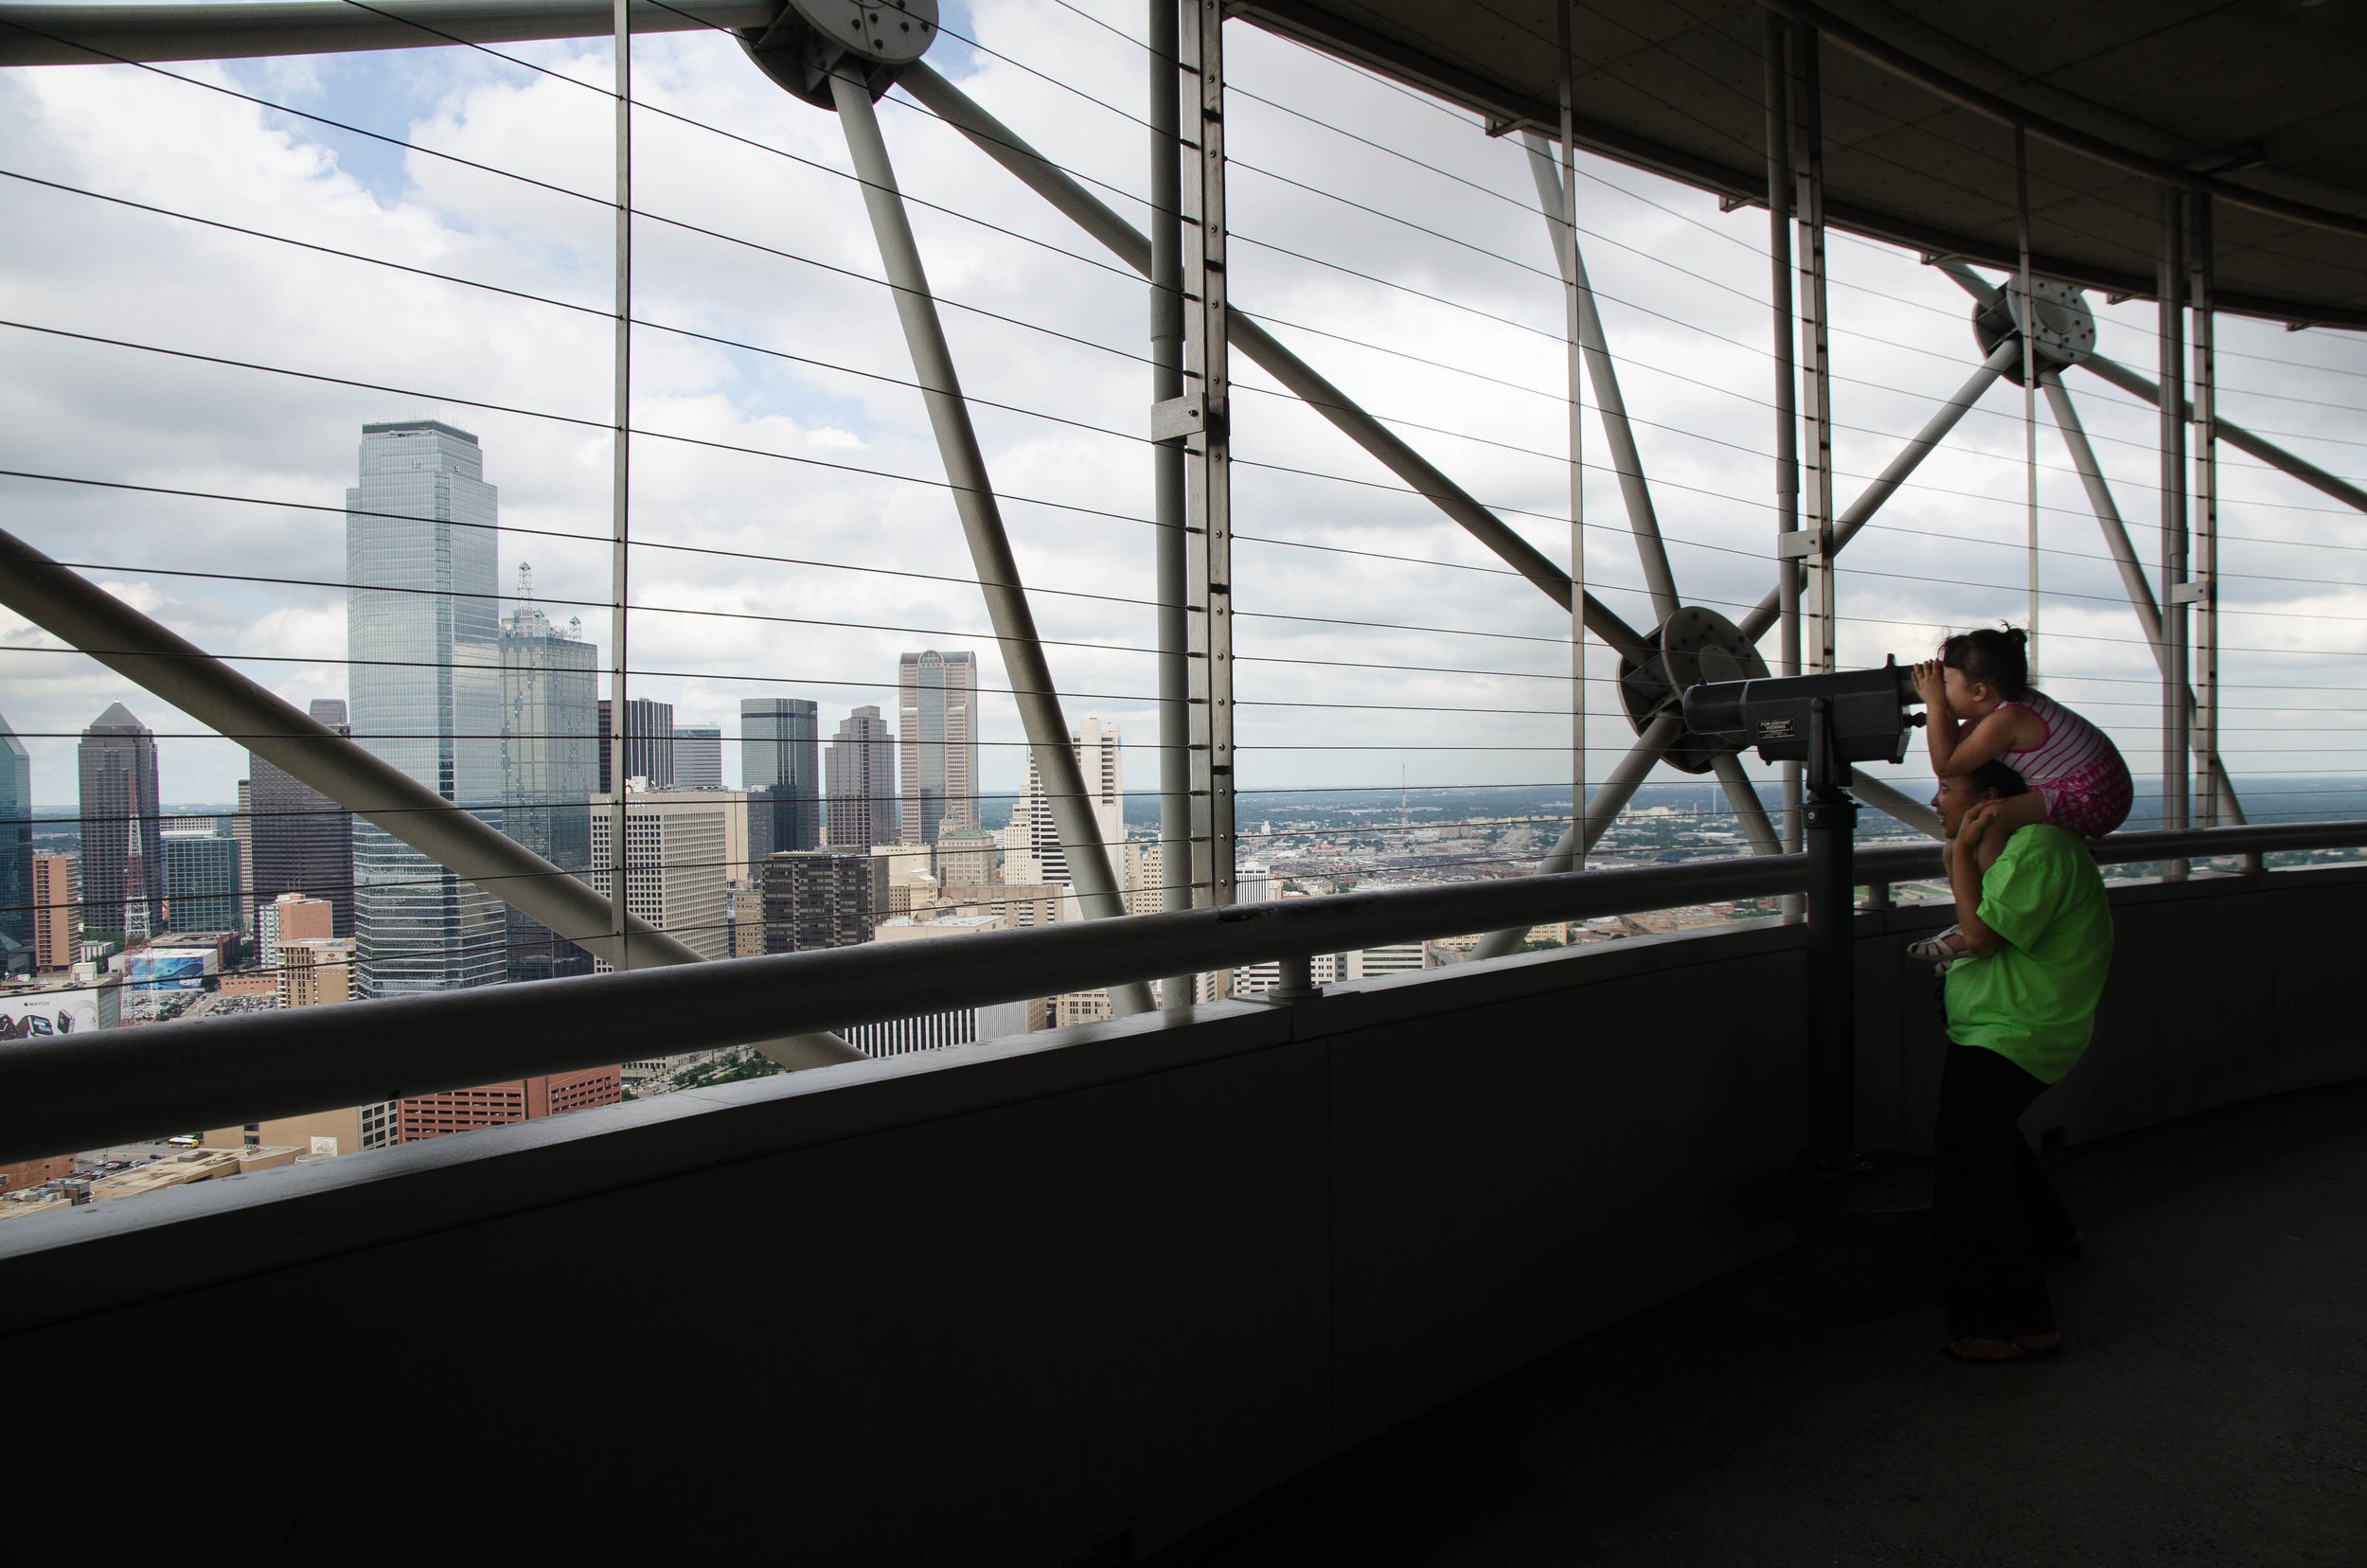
[0,986,111,1040]
[126,947,218,993]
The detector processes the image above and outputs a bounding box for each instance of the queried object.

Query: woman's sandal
[1941,1335,2062,1363]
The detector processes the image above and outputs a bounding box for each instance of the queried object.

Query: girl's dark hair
[1967,758,2029,797]
[1939,624,2030,700]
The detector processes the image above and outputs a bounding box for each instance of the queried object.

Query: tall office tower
[759,849,886,953]
[259,891,334,968]
[160,830,240,934]
[1006,716,1123,889]
[500,582,598,982]
[248,699,357,940]
[741,697,820,863]
[587,790,734,963]
[77,702,163,939]
[596,697,675,793]
[0,710,29,965]
[31,851,79,970]
[345,419,504,997]
[824,704,898,849]
[673,726,723,790]
[898,650,977,846]
[230,779,254,933]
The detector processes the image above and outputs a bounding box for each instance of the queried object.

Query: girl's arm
[1929,706,2034,778]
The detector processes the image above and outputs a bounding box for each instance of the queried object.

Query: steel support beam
[1738,339,2020,645]
[2190,196,2220,829]
[1473,710,1682,959]
[1843,767,1943,839]
[607,0,632,962]
[2016,126,2039,681]
[1179,0,1235,915]
[2158,187,2190,858]
[1763,9,1803,868]
[893,62,1656,666]
[1790,21,1837,676]
[1149,0,1192,1003]
[0,0,775,66]
[0,523,860,1065]
[1712,755,1785,856]
[1519,133,1680,629]
[830,67,1155,1017]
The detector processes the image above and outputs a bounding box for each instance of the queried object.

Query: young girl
[1907,625,2130,961]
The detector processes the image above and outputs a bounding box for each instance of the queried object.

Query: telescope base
[1745,1149,1935,1318]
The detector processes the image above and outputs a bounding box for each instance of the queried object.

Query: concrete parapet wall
[1,864,2358,1558]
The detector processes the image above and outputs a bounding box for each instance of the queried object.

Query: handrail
[4,820,2361,1165]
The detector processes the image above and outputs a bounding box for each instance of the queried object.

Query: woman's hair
[1966,758,2029,797]
[1939,624,2030,700]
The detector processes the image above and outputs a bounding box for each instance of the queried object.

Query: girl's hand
[1960,800,2006,853]
[1911,658,1949,713]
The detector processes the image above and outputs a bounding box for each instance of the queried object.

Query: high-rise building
[248,699,357,941]
[672,725,723,790]
[934,829,997,887]
[898,650,977,846]
[824,704,897,850]
[31,852,79,971]
[258,891,333,968]
[0,711,29,968]
[760,849,886,953]
[741,697,820,863]
[1006,716,1123,889]
[230,779,254,933]
[160,831,240,934]
[278,935,357,1008]
[345,419,505,997]
[587,790,735,964]
[500,581,598,982]
[77,702,164,940]
[597,697,674,793]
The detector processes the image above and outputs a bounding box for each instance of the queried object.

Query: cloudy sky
[3,0,2363,826]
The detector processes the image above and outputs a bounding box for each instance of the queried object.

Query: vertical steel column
[2158,187,2190,865]
[2189,196,2219,830]
[1181,0,1236,911]
[829,68,1155,1016]
[1790,22,1836,676]
[1148,0,1192,1003]
[1557,0,1585,872]
[609,0,632,964]
[2017,127,2039,681]
[1763,11,1805,912]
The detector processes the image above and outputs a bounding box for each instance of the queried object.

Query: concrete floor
[1186,1082,2367,1567]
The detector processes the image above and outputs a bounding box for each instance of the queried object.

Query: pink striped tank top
[1998,691,2132,838]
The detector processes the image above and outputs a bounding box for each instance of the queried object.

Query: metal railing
[3,817,2361,1166]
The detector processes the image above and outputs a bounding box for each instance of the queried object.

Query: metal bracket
[1151,394,1205,443]
[2168,580,2209,605]
[1775,530,1826,561]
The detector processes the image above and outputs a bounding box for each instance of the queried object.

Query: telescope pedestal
[1743,1150,1935,1317]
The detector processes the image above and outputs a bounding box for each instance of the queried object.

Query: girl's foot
[1907,926,1967,963]
[1942,1331,2062,1363]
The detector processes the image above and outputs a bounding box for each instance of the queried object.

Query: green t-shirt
[1943,824,2114,1083]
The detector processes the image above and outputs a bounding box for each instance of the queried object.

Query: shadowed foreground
[1186,1081,2367,1567]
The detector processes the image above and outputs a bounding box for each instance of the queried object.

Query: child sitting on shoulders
[1907,625,2130,963]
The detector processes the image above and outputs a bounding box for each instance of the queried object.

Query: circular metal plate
[785,0,938,66]
[1616,605,1770,775]
[1972,278,2096,369]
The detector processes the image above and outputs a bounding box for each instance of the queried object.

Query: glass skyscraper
[0,710,30,966]
[77,701,163,939]
[500,587,598,981]
[741,698,819,864]
[898,650,977,846]
[346,419,505,997]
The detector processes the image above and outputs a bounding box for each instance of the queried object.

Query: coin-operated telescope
[1682,660,1926,1185]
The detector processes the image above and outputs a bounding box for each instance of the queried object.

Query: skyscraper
[898,650,977,846]
[160,830,240,933]
[77,702,163,939]
[248,699,357,939]
[1006,717,1123,889]
[500,579,597,982]
[760,850,886,953]
[672,726,723,790]
[345,419,504,997]
[596,697,674,793]
[824,704,897,850]
[0,711,30,965]
[741,697,819,863]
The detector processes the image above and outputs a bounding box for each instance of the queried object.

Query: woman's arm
[1949,804,2006,953]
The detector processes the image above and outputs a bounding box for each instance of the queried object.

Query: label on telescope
[1755,718,1797,740]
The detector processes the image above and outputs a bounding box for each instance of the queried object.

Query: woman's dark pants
[1933,1042,2078,1340]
